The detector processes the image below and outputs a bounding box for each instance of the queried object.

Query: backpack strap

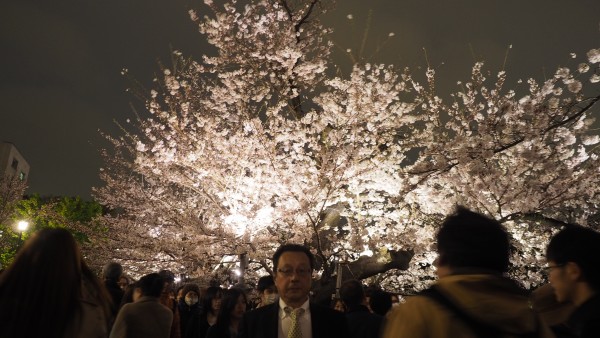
[420,286,542,338]
[420,286,503,338]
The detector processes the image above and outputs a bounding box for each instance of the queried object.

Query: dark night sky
[1,0,599,199]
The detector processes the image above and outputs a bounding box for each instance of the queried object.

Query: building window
[11,158,18,170]
[19,171,26,181]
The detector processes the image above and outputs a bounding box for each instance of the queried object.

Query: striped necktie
[285,307,305,338]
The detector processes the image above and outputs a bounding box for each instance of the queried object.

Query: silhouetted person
[383,206,554,338]
[368,288,392,317]
[340,279,383,338]
[103,261,125,318]
[545,225,600,338]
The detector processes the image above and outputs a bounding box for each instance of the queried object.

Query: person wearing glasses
[239,244,349,338]
[383,207,555,338]
[545,225,600,338]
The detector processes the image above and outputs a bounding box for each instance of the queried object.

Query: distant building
[0,142,29,182]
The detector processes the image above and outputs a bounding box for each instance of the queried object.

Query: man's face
[274,251,312,308]
[547,260,574,303]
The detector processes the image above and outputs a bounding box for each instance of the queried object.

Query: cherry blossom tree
[94,0,600,292]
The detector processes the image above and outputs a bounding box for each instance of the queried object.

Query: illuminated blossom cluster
[94,0,600,291]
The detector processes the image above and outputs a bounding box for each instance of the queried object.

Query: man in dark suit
[239,244,349,338]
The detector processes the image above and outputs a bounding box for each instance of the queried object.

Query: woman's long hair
[0,228,109,338]
[212,288,247,336]
[201,286,223,318]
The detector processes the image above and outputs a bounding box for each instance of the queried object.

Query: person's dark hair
[182,283,201,297]
[158,269,175,283]
[546,225,600,291]
[436,206,510,273]
[138,273,165,297]
[0,228,111,338]
[213,288,247,335]
[201,286,223,316]
[102,261,123,281]
[256,275,275,292]
[369,288,392,316]
[340,279,365,307]
[273,244,315,271]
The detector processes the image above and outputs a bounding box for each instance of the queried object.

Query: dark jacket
[178,300,202,338]
[564,294,600,338]
[345,304,383,338]
[104,279,124,317]
[239,301,349,338]
[205,323,236,338]
[187,311,214,338]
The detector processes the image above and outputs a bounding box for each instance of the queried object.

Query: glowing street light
[16,220,29,244]
[17,220,29,232]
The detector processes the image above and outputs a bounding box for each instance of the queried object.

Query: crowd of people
[0,206,598,338]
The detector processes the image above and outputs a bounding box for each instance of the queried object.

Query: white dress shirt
[278,298,312,338]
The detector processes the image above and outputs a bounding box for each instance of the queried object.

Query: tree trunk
[312,248,414,305]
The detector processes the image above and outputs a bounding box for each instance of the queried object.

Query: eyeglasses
[542,263,565,273]
[277,267,312,277]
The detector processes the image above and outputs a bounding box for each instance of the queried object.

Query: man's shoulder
[244,302,278,319]
[134,297,173,312]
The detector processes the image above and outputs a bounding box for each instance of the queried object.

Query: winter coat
[382,274,555,338]
[178,299,202,338]
[109,296,173,338]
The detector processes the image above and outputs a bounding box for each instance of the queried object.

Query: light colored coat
[110,296,173,338]
[383,274,556,338]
